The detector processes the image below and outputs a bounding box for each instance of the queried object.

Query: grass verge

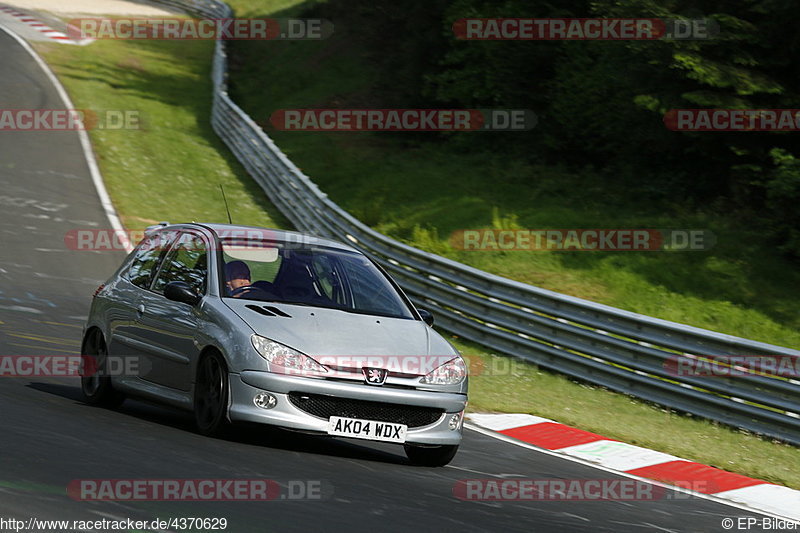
[36,37,287,231]
[32,1,800,489]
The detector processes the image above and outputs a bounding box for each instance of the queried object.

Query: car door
[106,230,175,369]
[133,231,208,392]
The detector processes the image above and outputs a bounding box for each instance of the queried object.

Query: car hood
[224,299,459,366]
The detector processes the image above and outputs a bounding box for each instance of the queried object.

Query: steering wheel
[230,284,279,300]
[230,285,259,298]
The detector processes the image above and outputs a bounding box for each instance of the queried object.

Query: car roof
[181,223,360,253]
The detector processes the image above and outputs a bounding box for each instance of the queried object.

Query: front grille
[288,392,444,428]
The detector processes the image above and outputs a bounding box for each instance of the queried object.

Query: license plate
[327,416,407,443]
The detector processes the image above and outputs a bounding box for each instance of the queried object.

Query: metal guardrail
[147,0,800,445]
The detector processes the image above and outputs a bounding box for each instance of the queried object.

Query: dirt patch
[117,55,146,72]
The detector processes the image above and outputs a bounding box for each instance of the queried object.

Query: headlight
[251,335,327,374]
[420,357,466,385]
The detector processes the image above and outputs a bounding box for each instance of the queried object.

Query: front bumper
[228,371,467,445]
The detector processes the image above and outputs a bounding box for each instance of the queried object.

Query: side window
[126,232,173,289]
[152,233,208,295]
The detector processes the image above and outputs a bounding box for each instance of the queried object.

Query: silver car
[82,223,468,466]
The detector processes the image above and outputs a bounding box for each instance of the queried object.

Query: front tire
[194,352,230,436]
[80,331,125,408]
[404,444,459,467]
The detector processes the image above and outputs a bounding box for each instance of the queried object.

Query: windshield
[220,239,414,319]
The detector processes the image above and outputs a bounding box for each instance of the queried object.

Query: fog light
[449,412,462,430]
[254,392,277,409]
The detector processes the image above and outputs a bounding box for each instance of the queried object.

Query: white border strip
[556,439,685,472]
[0,6,75,42]
[0,23,132,252]
[468,413,553,431]
[465,423,800,524]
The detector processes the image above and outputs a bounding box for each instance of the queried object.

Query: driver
[225,260,251,297]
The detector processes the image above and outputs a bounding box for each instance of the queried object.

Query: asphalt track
[0,27,776,533]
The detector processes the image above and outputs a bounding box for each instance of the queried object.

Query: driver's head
[225,260,251,292]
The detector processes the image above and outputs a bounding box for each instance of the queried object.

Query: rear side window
[126,231,174,289]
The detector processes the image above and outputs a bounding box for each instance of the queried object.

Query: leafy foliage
[309,0,800,258]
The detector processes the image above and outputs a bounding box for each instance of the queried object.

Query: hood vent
[265,306,291,317]
[245,304,292,318]
[245,304,274,316]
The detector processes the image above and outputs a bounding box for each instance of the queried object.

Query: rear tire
[404,444,459,467]
[80,331,125,408]
[194,351,230,436]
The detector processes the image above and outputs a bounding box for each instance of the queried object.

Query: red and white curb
[0,5,91,44]
[468,413,800,521]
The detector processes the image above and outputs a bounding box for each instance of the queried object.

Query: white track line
[0,23,132,252]
[464,423,800,524]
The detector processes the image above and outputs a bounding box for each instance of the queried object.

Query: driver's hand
[228,278,251,297]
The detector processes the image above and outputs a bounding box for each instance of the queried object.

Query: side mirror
[417,308,434,327]
[164,281,201,306]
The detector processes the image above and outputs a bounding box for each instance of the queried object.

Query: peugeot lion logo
[363,367,388,385]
